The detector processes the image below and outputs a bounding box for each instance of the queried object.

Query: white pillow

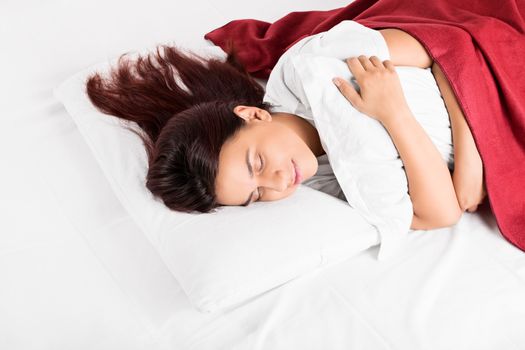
[293,56,453,259]
[264,20,454,259]
[53,46,379,313]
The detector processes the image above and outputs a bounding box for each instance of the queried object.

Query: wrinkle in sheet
[407,212,525,350]
[407,221,465,349]
[248,273,393,350]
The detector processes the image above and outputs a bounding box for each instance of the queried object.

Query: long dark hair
[86,43,272,213]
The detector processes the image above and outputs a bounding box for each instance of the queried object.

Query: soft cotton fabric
[264,20,454,259]
[205,0,525,253]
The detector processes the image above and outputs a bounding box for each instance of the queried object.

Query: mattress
[2,0,524,349]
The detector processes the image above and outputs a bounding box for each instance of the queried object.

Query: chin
[295,153,318,184]
[309,157,319,177]
[300,165,316,184]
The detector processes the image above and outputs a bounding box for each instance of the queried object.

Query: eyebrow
[242,147,255,207]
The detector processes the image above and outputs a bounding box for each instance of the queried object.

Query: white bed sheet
[164,207,525,350]
[2,0,525,349]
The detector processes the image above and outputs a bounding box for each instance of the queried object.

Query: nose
[259,168,290,193]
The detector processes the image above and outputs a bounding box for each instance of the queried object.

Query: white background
[1,1,351,349]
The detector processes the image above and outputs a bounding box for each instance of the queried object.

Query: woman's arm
[333,56,462,230]
[380,29,487,212]
[431,63,487,212]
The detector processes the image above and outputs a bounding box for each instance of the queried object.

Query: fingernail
[332,78,341,87]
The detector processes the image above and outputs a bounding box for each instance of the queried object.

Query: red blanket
[205,0,525,252]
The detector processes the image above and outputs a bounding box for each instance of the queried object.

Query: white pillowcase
[53,46,380,313]
[264,21,454,259]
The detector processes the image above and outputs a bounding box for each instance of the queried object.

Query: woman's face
[215,105,319,207]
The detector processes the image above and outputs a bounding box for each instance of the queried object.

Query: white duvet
[264,20,454,260]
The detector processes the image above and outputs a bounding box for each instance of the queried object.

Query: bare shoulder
[378,28,433,69]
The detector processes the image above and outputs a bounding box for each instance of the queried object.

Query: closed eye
[257,154,264,200]
[259,154,264,172]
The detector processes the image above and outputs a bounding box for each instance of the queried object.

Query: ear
[233,105,272,123]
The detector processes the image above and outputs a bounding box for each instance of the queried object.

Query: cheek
[261,186,297,202]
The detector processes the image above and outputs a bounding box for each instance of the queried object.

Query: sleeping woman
[86,25,486,231]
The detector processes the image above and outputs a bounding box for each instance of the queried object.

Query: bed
[2,0,525,349]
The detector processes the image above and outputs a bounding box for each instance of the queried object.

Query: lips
[292,160,302,185]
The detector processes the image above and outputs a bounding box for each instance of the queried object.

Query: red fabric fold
[205,0,525,251]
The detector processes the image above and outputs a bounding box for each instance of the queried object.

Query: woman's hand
[332,55,410,125]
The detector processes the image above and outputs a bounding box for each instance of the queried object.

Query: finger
[383,59,395,71]
[357,55,374,70]
[369,56,383,68]
[345,57,365,78]
[333,77,363,109]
